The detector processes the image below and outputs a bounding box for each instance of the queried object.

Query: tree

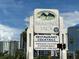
[14,49,25,59]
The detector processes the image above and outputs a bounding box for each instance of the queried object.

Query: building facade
[20,28,27,57]
[0,41,19,56]
[9,41,19,56]
[0,41,3,52]
[68,24,79,52]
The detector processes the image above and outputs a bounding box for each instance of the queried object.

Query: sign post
[26,9,68,59]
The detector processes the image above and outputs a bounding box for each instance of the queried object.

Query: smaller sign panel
[34,35,59,50]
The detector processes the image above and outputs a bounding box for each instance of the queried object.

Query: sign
[34,35,59,50]
[34,9,59,33]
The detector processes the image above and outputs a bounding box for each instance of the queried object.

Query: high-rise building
[20,28,27,57]
[68,24,79,52]
[0,41,19,56]
[3,41,9,53]
[0,41,3,52]
[9,41,19,56]
[67,24,79,59]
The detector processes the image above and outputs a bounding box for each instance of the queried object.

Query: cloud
[61,11,79,28]
[0,24,22,41]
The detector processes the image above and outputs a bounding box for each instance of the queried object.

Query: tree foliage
[0,49,26,59]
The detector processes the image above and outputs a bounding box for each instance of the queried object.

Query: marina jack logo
[37,11,56,20]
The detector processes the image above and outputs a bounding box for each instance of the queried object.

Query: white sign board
[34,35,59,50]
[34,9,59,33]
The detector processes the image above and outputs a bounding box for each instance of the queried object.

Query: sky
[0,0,79,41]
